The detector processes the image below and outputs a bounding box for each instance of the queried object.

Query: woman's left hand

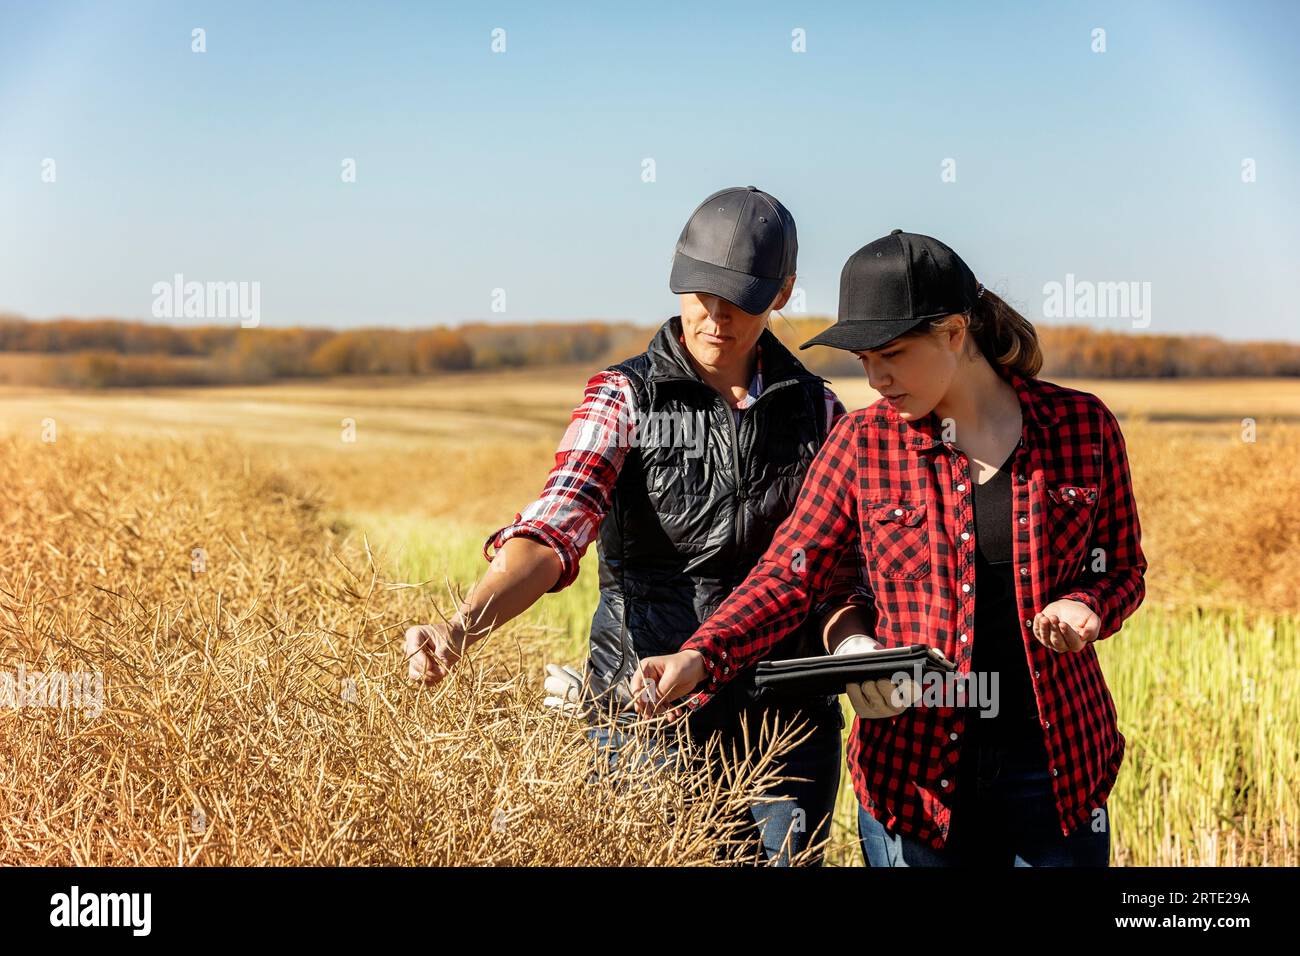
[1033,600,1100,653]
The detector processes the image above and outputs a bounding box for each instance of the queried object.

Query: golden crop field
[1,369,1297,865]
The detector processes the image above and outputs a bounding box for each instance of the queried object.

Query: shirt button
[1043,720,1050,729]
[959,633,968,643]
[962,584,971,593]
[894,508,904,516]
[1051,768,1059,777]
[949,732,958,741]
[940,779,949,789]
[1020,566,1029,576]
[1019,516,1028,524]
[1025,619,1033,629]
[1034,670,1041,679]
[960,531,970,541]
[1068,489,1077,497]
[956,483,966,492]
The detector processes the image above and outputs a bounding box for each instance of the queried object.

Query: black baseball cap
[799,229,980,352]
[669,186,797,315]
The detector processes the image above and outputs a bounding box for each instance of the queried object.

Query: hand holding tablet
[754,640,956,718]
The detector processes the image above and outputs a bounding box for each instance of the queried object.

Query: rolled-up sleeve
[482,370,633,592]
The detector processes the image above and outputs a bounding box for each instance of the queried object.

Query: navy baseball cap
[800,229,980,352]
[669,186,797,315]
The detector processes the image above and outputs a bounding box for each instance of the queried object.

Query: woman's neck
[682,341,759,409]
[932,355,1020,438]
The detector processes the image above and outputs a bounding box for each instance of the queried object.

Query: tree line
[0,313,1296,388]
[768,317,1300,379]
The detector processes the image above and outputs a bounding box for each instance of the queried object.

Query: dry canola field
[1,368,1297,865]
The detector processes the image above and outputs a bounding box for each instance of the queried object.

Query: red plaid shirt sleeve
[1052,402,1147,641]
[483,370,846,595]
[808,394,869,626]
[813,389,870,613]
[812,541,877,628]
[481,369,634,592]
[679,413,860,708]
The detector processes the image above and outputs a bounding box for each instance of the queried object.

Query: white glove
[542,662,638,720]
[832,634,880,656]
[835,634,919,720]
[543,663,586,717]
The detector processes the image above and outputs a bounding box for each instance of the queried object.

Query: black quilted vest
[585,316,841,730]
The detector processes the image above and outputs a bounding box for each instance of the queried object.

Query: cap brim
[670,252,784,316]
[798,317,929,352]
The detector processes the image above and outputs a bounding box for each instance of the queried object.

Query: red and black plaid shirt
[680,362,1148,848]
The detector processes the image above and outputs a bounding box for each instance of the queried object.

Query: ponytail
[912,289,1043,378]
[969,289,1042,377]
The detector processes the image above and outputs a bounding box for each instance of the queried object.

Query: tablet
[754,644,956,697]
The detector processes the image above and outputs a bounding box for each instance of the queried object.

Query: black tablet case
[754,644,956,697]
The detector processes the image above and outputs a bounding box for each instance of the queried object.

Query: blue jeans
[587,705,842,866]
[856,729,1110,866]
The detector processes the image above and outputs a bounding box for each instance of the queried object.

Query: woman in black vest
[404,187,852,865]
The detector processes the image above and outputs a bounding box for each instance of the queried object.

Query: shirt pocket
[868,502,931,581]
[1044,484,1100,574]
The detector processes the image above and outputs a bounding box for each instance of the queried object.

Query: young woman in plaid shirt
[634,231,1148,866]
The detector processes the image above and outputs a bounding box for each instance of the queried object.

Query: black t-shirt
[967,447,1041,742]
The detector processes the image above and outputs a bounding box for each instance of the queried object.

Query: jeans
[587,703,842,866]
[856,728,1110,867]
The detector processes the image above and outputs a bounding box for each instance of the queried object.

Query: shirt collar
[880,363,1061,450]
[735,344,764,409]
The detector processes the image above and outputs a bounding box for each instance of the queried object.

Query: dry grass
[2,370,1298,865]
[0,432,825,866]
[1116,416,1300,613]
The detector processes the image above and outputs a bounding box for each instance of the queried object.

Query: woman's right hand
[629,650,707,718]
[402,538,565,688]
[404,622,466,685]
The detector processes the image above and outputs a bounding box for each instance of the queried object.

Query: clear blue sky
[1,0,1296,341]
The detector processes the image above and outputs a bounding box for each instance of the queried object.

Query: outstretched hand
[1033,599,1101,653]
[404,622,466,685]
